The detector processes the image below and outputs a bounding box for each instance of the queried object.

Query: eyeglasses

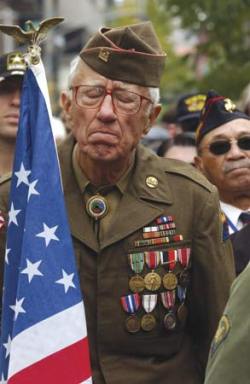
[70,85,152,115]
[203,136,250,155]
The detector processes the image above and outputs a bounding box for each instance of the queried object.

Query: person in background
[0,51,26,183]
[0,50,66,180]
[157,132,197,165]
[0,22,234,383]
[195,90,250,274]
[176,92,206,135]
[161,107,181,138]
[140,123,170,153]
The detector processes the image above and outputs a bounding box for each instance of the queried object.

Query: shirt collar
[220,201,243,229]
[72,143,135,194]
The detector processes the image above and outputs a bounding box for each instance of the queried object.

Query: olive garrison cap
[80,21,166,87]
[196,90,250,144]
[0,51,26,82]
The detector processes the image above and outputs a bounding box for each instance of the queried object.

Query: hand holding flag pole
[0,18,92,383]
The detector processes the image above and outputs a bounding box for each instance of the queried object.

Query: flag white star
[14,162,31,187]
[27,179,40,201]
[56,269,76,293]
[21,259,43,283]
[8,202,21,226]
[0,374,6,384]
[5,248,10,264]
[36,223,59,247]
[10,297,26,320]
[3,335,11,358]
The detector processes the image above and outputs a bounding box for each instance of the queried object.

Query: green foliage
[109,0,250,104]
[158,0,250,99]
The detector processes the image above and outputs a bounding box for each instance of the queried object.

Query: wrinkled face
[0,76,22,142]
[62,60,161,163]
[195,119,250,197]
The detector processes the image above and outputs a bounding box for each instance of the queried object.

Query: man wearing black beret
[0,23,234,383]
[0,51,26,183]
[195,90,250,275]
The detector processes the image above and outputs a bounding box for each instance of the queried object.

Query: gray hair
[67,56,80,89]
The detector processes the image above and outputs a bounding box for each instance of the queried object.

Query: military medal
[134,236,170,247]
[125,315,141,333]
[144,251,161,291]
[143,222,176,232]
[144,271,161,291]
[173,261,183,275]
[177,286,187,302]
[128,252,145,292]
[128,252,145,274]
[143,229,176,239]
[178,269,190,288]
[129,275,145,293]
[121,293,141,333]
[177,247,191,268]
[86,194,108,220]
[141,294,157,331]
[141,314,156,331]
[161,291,176,310]
[162,272,178,290]
[156,215,174,224]
[167,249,178,271]
[177,302,188,324]
[161,291,177,330]
[163,311,177,331]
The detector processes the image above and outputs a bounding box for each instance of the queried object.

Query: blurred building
[0,0,114,82]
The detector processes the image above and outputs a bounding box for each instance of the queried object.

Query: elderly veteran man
[195,90,250,274]
[0,22,234,384]
[0,51,26,183]
[205,244,250,384]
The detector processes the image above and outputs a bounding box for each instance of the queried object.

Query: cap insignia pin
[224,98,236,113]
[98,48,110,63]
[7,52,26,71]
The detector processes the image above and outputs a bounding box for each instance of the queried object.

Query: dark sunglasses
[207,136,250,155]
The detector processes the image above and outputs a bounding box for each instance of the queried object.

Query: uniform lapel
[102,145,173,249]
[59,140,174,252]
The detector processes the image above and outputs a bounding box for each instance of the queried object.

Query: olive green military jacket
[0,135,235,384]
[205,252,250,384]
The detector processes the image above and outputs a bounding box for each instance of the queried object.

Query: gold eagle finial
[0,17,64,64]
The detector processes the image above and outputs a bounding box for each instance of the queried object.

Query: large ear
[60,90,74,132]
[194,155,204,172]
[60,90,72,114]
[149,104,162,126]
[143,104,162,135]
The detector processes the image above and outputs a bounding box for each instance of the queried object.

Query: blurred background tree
[158,0,250,100]
[108,0,250,106]
[1,0,249,108]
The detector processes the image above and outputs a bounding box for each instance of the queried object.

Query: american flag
[0,60,92,383]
